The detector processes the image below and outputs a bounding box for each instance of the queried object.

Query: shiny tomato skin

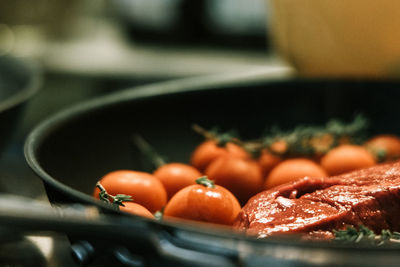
[205,155,263,204]
[190,140,250,172]
[94,170,167,213]
[119,202,154,218]
[163,184,241,225]
[153,163,202,199]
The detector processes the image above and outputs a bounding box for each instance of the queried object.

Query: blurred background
[0,1,288,266]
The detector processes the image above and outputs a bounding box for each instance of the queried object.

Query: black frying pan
[24,73,400,266]
[0,55,40,155]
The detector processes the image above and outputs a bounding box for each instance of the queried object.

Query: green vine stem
[192,124,240,147]
[192,115,368,159]
[192,124,216,140]
[96,182,132,207]
[251,114,369,158]
[131,134,167,169]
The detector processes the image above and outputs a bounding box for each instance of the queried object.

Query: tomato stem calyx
[154,207,165,221]
[196,176,215,188]
[366,146,387,162]
[96,182,133,207]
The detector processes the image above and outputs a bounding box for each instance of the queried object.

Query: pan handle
[71,229,239,267]
[154,230,238,267]
[0,195,241,266]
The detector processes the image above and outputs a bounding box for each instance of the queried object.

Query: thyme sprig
[262,114,369,157]
[192,115,369,158]
[96,182,132,207]
[334,225,400,246]
[192,124,263,158]
[192,124,240,147]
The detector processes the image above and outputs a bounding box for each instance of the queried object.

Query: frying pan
[0,55,40,155]
[24,72,400,266]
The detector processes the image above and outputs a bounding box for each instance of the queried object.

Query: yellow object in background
[269,0,400,77]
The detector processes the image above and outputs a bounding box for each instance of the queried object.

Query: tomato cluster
[262,135,400,189]
[92,124,400,227]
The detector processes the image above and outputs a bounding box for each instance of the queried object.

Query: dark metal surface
[24,75,400,266]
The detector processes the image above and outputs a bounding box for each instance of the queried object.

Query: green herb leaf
[261,114,369,157]
[334,225,400,245]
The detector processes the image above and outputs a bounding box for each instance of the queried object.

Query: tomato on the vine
[93,170,167,213]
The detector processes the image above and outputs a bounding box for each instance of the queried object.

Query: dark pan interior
[32,79,400,202]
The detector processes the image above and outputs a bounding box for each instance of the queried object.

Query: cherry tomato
[163,177,241,225]
[258,149,282,178]
[93,170,167,213]
[265,158,327,189]
[205,155,263,204]
[269,140,288,154]
[364,134,400,162]
[153,163,202,199]
[320,144,376,176]
[119,202,154,218]
[190,140,250,172]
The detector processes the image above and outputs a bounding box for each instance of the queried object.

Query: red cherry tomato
[93,170,167,213]
[153,163,202,199]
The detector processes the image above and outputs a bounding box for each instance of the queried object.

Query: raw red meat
[234,161,400,238]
